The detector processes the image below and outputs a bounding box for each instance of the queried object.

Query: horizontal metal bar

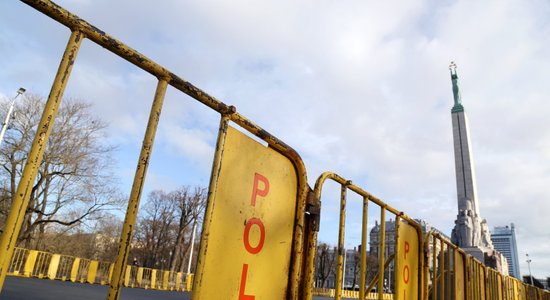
[313,171,418,226]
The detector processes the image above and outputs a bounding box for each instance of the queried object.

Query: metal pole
[335,183,348,300]
[377,207,386,299]
[388,251,391,293]
[191,115,230,300]
[0,30,82,292]
[359,196,368,300]
[0,88,25,148]
[186,220,197,275]
[107,79,167,300]
[526,254,533,285]
[342,247,347,290]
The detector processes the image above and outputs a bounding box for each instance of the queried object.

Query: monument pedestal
[462,247,509,275]
[462,247,485,262]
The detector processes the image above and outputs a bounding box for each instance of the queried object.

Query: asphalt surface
[0,276,190,300]
[0,276,347,300]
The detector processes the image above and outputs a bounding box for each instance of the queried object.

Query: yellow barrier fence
[7,247,193,292]
[425,231,550,300]
[313,288,393,299]
[308,172,424,300]
[2,1,550,299]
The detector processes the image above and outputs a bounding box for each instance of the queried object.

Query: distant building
[369,219,450,291]
[369,219,450,256]
[490,223,520,279]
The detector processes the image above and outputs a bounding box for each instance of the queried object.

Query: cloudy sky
[1,0,549,278]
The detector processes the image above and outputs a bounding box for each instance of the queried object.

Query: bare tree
[0,94,122,248]
[131,186,206,270]
[315,242,337,288]
[133,190,176,268]
[168,186,206,272]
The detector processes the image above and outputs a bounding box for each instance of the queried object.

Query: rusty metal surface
[16,1,310,299]
[334,184,348,300]
[192,121,299,299]
[190,116,228,300]
[0,29,83,292]
[5,2,550,300]
[359,196,369,300]
[107,80,168,300]
[310,172,424,300]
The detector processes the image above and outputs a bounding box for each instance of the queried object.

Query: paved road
[1,276,346,299]
[1,276,190,300]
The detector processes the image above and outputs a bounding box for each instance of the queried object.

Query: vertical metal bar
[489,269,493,300]
[191,115,230,300]
[303,208,318,300]
[432,237,437,300]
[466,258,471,300]
[477,263,482,300]
[478,263,482,300]
[423,234,430,300]
[335,184,347,300]
[359,196,368,300]
[440,239,445,299]
[391,215,401,295]
[473,262,478,300]
[446,243,451,300]
[0,30,83,292]
[107,79,168,300]
[417,227,425,300]
[377,207,386,300]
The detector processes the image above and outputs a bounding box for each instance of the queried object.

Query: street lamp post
[186,220,197,275]
[526,253,534,286]
[0,87,25,148]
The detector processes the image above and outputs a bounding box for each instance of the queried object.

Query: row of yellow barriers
[2,1,550,299]
[425,232,550,300]
[6,240,549,300]
[7,247,193,292]
[313,288,393,299]
[309,172,550,300]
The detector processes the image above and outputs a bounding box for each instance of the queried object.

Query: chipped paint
[0,29,83,292]
[308,172,424,300]
[107,80,168,300]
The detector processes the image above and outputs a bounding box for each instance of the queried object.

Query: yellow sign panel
[193,125,298,299]
[395,220,419,300]
[454,249,465,300]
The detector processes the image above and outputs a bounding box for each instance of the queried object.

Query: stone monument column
[448,63,507,273]
[449,62,484,248]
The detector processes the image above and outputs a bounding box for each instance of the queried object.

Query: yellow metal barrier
[424,232,550,300]
[312,288,394,299]
[75,258,91,283]
[424,232,456,300]
[2,1,550,299]
[87,261,98,284]
[23,249,37,277]
[33,251,53,279]
[54,255,74,281]
[95,261,112,285]
[309,172,425,300]
[1,1,310,299]
[8,248,28,276]
[6,247,194,293]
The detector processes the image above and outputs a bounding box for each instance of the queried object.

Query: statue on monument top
[449,61,464,113]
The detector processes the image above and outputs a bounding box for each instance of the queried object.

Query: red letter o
[403,265,409,284]
[243,218,265,254]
